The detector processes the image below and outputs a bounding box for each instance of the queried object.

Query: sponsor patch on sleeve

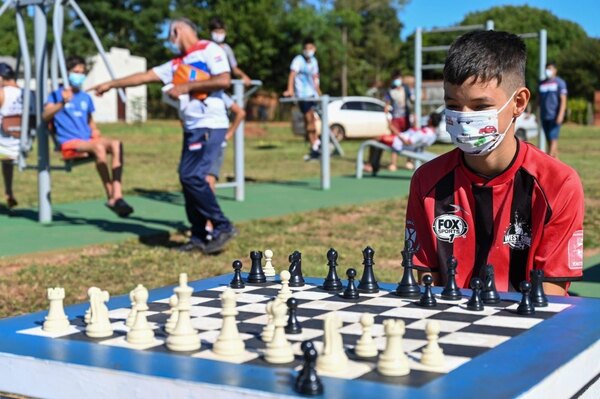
[568,230,584,270]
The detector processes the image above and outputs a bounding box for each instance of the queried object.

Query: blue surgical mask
[68,72,86,89]
[393,78,402,87]
[166,41,181,55]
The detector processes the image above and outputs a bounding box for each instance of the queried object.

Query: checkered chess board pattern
[18,281,571,388]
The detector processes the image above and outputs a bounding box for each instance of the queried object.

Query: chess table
[0,274,599,399]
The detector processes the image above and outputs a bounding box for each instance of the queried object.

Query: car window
[341,101,363,111]
[363,102,384,112]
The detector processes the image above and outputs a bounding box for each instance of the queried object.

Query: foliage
[567,98,589,125]
[557,38,600,101]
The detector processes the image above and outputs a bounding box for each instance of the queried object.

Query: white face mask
[211,32,226,43]
[545,68,555,79]
[303,49,315,58]
[444,91,517,156]
[393,78,402,87]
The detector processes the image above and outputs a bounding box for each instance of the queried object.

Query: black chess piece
[285,297,302,334]
[395,245,421,298]
[247,250,266,284]
[529,269,548,307]
[295,340,323,396]
[322,248,343,291]
[466,277,484,311]
[357,246,379,294]
[418,274,437,307]
[289,250,305,287]
[295,341,315,391]
[517,280,535,315]
[480,264,501,304]
[343,268,359,299]
[441,256,462,300]
[229,260,245,289]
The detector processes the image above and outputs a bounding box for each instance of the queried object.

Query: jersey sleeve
[46,89,61,105]
[206,43,231,75]
[152,60,174,85]
[222,44,238,69]
[534,174,584,281]
[405,168,439,272]
[290,55,302,72]
[558,78,568,95]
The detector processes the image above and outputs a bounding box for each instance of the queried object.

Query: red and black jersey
[405,140,584,292]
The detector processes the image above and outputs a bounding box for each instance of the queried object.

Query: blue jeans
[179,128,231,241]
[542,119,561,141]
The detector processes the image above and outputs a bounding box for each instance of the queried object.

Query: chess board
[1,274,600,399]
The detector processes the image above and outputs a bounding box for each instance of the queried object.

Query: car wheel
[516,128,527,141]
[330,124,346,141]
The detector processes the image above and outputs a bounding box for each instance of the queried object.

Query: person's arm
[557,93,567,124]
[232,66,251,86]
[91,69,161,96]
[225,103,246,141]
[166,72,231,98]
[283,70,296,97]
[0,88,4,107]
[88,115,101,137]
[42,88,73,122]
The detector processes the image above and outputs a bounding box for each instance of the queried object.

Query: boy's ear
[513,87,531,118]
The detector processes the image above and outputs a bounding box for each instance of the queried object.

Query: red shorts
[60,138,98,160]
[391,117,409,133]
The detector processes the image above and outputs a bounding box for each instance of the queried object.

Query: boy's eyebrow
[443,95,497,103]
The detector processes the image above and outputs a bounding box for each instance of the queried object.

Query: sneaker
[202,226,239,255]
[106,198,134,218]
[303,149,321,162]
[175,237,208,253]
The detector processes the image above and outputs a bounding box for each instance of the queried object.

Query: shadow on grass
[132,188,185,206]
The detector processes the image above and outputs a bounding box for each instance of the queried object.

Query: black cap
[0,63,15,80]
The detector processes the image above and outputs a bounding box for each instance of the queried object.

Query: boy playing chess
[405,30,584,295]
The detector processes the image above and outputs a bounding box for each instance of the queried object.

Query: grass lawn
[0,121,598,318]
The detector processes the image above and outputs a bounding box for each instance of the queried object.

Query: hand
[242,75,252,87]
[62,87,73,103]
[167,83,189,99]
[283,89,294,97]
[90,82,113,97]
[556,115,564,124]
[225,130,234,141]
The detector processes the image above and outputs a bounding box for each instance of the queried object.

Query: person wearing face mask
[42,55,134,217]
[539,62,567,158]
[283,37,322,161]
[384,70,413,138]
[404,31,583,296]
[208,17,252,86]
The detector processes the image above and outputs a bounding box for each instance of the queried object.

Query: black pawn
[247,250,266,284]
[322,248,343,291]
[441,256,462,300]
[480,264,501,305]
[529,269,548,307]
[295,341,315,391]
[343,268,359,299]
[418,274,437,307]
[517,281,535,315]
[395,246,421,298]
[229,260,245,289]
[466,277,484,311]
[285,297,302,334]
[358,246,379,293]
[295,341,323,396]
[288,251,305,287]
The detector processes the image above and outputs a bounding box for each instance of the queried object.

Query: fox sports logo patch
[432,214,468,243]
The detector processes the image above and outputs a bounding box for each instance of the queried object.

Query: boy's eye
[475,104,494,111]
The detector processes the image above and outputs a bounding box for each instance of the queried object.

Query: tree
[557,38,600,101]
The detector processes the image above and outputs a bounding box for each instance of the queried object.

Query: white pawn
[354,313,378,358]
[264,299,294,364]
[126,284,143,328]
[261,298,277,343]
[264,249,276,277]
[420,320,445,368]
[164,294,179,334]
[166,273,201,352]
[377,319,410,376]
[212,288,245,358]
[316,312,349,373]
[43,287,70,333]
[126,285,155,346]
[85,287,113,338]
[277,270,292,302]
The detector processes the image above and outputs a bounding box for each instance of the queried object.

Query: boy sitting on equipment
[42,55,133,217]
[405,30,583,295]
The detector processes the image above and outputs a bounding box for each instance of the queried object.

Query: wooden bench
[355,139,437,179]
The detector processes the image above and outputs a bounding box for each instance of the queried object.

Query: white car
[292,96,390,141]
[427,106,539,144]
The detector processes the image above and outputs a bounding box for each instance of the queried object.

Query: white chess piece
[43,287,70,333]
[261,298,277,342]
[84,287,101,325]
[377,319,410,376]
[277,270,292,302]
[212,288,246,358]
[126,284,143,328]
[264,249,276,277]
[166,273,201,352]
[354,313,378,358]
[85,287,113,338]
[264,299,294,364]
[164,294,179,334]
[316,312,349,373]
[126,285,156,346]
[420,320,445,367]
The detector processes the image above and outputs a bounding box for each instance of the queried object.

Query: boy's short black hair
[429,112,442,128]
[303,37,315,47]
[546,61,556,68]
[392,70,402,78]
[443,30,526,92]
[0,63,16,80]
[66,55,86,72]
[209,17,225,31]
[171,17,198,34]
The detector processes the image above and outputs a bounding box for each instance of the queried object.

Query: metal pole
[414,28,422,129]
[320,95,330,190]
[52,0,69,90]
[15,6,32,168]
[35,3,52,223]
[0,0,12,17]
[485,20,495,30]
[539,29,548,152]
[232,81,245,201]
